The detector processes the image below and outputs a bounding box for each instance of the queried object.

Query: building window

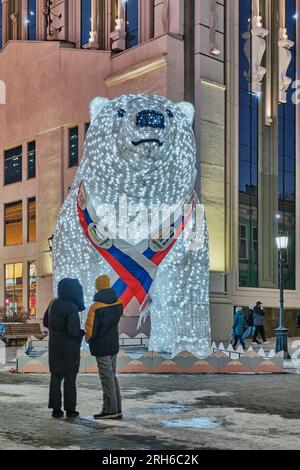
[28,261,37,317]
[238,0,258,288]
[278,0,296,290]
[69,126,79,167]
[0,2,3,49]
[125,0,139,49]
[239,225,248,260]
[5,263,23,312]
[27,0,37,40]
[4,201,23,246]
[85,122,90,135]
[81,0,92,46]
[28,197,36,243]
[4,145,23,185]
[27,141,36,179]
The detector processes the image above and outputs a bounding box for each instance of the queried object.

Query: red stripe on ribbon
[78,201,148,306]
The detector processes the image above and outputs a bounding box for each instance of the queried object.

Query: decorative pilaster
[278,0,294,103]
[110,0,126,52]
[37,0,46,40]
[209,0,220,55]
[242,0,269,95]
[1,0,9,45]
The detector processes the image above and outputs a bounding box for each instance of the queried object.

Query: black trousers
[253,325,266,343]
[49,373,77,412]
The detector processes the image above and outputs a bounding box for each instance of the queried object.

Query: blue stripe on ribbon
[112,278,127,297]
[107,245,153,293]
[84,208,93,225]
[143,213,185,260]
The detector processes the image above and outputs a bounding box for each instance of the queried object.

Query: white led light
[53,94,211,359]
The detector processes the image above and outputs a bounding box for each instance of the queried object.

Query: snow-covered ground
[0,372,300,450]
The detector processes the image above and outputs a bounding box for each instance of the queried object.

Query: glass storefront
[28,261,37,317]
[5,263,23,311]
[4,201,23,246]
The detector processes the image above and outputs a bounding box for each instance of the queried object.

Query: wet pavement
[0,372,300,450]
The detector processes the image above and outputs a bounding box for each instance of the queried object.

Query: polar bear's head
[78,94,197,206]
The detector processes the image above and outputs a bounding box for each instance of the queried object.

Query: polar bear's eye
[117,108,127,118]
[166,109,174,118]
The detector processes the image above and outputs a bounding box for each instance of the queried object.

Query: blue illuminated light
[117,109,127,118]
[136,110,165,129]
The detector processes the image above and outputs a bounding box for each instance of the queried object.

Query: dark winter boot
[52,409,64,419]
[66,411,80,419]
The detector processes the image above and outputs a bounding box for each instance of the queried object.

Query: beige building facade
[0,0,299,340]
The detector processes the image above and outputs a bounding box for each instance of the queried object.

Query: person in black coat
[43,278,85,419]
[85,275,123,420]
[296,311,300,329]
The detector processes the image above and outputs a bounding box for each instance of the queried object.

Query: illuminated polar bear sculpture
[52,94,211,358]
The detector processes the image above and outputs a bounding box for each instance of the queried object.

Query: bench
[4,323,47,347]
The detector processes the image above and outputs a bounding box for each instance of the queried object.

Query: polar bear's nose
[136,110,165,129]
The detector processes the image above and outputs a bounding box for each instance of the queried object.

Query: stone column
[278,0,294,103]
[1,0,9,46]
[36,0,46,40]
[139,0,154,43]
[20,0,27,39]
[258,1,279,289]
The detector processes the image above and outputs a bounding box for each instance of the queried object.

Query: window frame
[4,200,23,247]
[68,126,79,168]
[4,145,23,186]
[27,197,36,243]
[27,141,36,179]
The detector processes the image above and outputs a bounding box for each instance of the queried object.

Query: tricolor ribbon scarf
[77,180,194,315]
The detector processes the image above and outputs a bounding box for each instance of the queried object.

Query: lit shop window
[27,141,36,179]
[4,146,22,185]
[125,0,139,49]
[5,263,23,311]
[28,261,37,317]
[81,0,92,46]
[4,201,23,246]
[69,126,79,167]
[28,197,36,243]
[27,0,37,40]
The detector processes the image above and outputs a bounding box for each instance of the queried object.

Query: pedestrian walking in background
[253,301,269,345]
[43,278,85,419]
[242,305,255,341]
[0,322,6,344]
[86,275,123,420]
[232,307,246,351]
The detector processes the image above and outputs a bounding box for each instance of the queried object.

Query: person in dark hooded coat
[43,278,85,419]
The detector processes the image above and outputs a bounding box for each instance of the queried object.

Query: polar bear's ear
[89,97,110,124]
[175,101,195,126]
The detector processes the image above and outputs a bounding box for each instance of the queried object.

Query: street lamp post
[275,234,289,358]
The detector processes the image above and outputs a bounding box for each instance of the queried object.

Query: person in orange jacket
[86,275,123,420]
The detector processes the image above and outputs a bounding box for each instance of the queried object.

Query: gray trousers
[96,355,122,414]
